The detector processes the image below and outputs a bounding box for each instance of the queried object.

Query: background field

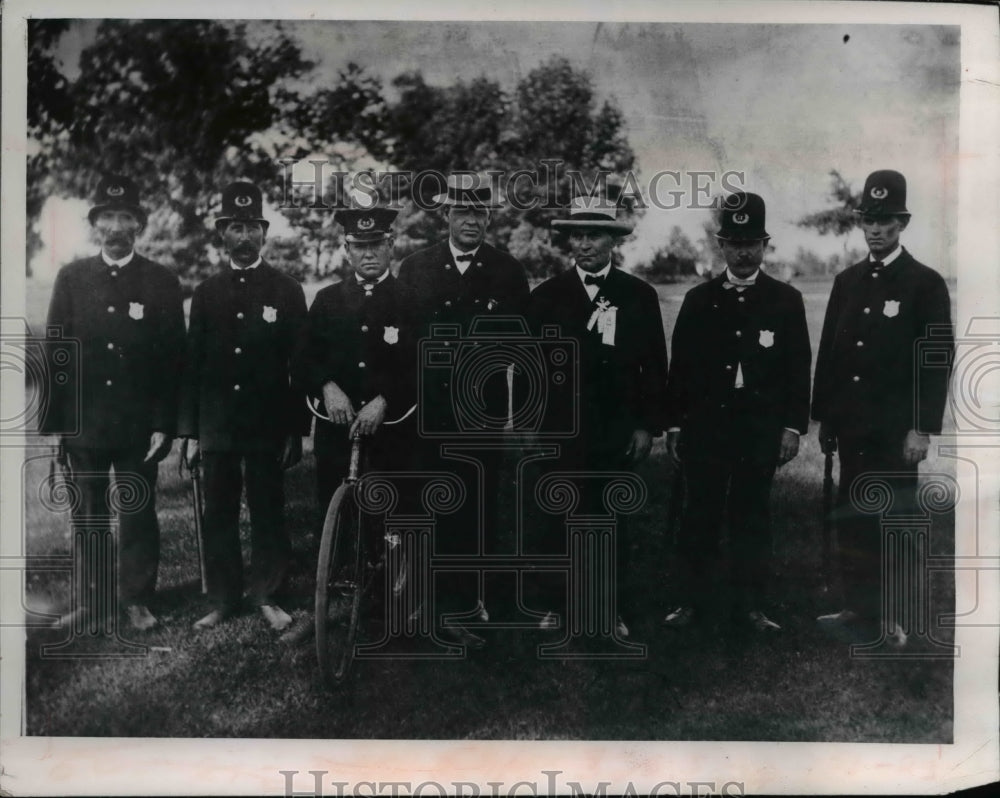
[20,275,958,741]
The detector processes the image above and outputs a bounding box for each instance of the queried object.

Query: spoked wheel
[315,482,365,683]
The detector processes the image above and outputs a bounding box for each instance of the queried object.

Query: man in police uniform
[43,174,185,631]
[296,205,416,519]
[179,182,309,632]
[529,195,670,637]
[662,192,811,633]
[397,173,530,644]
[812,170,953,646]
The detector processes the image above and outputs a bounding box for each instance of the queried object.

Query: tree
[635,227,699,283]
[381,57,638,278]
[797,169,862,271]
[27,20,312,285]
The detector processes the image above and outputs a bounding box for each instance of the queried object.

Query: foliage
[28,29,637,283]
[27,20,312,286]
[797,170,861,255]
[634,227,700,283]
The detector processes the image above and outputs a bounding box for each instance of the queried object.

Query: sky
[289,20,959,271]
[37,18,959,278]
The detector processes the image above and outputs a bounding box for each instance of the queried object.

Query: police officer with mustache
[179,182,309,633]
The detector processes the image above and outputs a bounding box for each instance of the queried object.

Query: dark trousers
[412,438,505,618]
[529,442,637,620]
[835,433,917,623]
[675,406,779,615]
[65,445,160,606]
[201,451,289,612]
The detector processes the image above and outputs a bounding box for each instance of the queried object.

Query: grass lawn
[20,276,958,741]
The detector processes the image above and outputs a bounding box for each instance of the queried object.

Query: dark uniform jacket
[397,240,530,434]
[178,261,309,452]
[665,270,811,459]
[529,266,669,455]
[42,253,185,448]
[295,275,417,418]
[811,248,953,439]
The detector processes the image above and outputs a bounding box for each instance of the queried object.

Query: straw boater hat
[855,170,910,217]
[715,191,770,242]
[88,174,147,228]
[550,195,635,236]
[214,181,269,232]
[432,172,503,209]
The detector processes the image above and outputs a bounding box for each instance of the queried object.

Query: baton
[822,450,834,586]
[180,450,208,594]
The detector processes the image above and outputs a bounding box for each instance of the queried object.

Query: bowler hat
[716,192,770,242]
[88,174,147,227]
[335,207,399,243]
[215,182,269,231]
[856,170,909,217]
[550,195,634,236]
[432,173,503,209]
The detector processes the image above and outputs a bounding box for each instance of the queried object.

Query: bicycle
[307,397,415,683]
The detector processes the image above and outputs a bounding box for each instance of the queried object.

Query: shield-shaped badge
[262,305,277,323]
[383,326,399,345]
[759,329,775,348]
[883,300,900,318]
[128,302,144,320]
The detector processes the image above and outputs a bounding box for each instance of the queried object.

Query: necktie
[584,274,605,286]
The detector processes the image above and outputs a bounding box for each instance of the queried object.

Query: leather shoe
[816,609,859,626]
[261,604,293,632]
[193,609,228,630]
[126,604,158,631]
[51,605,91,629]
[748,610,781,632]
[440,620,485,649]
[662,606,694,627]
[538,611,559,630]
[885,621,908,648]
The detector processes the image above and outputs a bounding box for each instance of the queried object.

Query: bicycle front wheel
[315,481,365,683]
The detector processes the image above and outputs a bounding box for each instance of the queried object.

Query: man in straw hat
[812,169,953,647]
[295,202,417,525]
[662,191,811,634]
[397,172,530,647]
[43,173,185,632]
[179,181,309,632]
[528,194,669,639]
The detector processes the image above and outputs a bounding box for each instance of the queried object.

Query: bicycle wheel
[315,482,365,683]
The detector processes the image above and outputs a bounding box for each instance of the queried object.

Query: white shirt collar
[102,250,135,268]
[725,267,760,284]
[355,270,390,286]
[449,240,481,263]
[870,246,902,266]
[576,262,613,286]
[230,256,262,271]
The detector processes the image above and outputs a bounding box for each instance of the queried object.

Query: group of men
[41,168,952,651]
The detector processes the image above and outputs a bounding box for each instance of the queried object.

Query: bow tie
[584,274,606,286]
[723,279,754,290]
[454,252,475,263]
[356,281,376,292]
[869,260,885,273]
